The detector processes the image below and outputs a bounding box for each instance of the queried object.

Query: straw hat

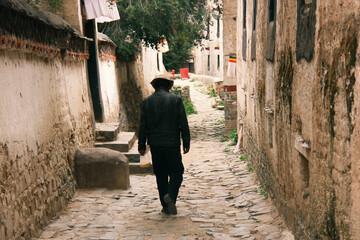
[151,73,174,84]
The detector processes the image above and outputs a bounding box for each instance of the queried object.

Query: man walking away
[138,74,190,215]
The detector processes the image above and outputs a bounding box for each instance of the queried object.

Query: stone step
[95,132,136,152]
[95,122,120,141]
[130,162,153,175]
[123,141,140,163]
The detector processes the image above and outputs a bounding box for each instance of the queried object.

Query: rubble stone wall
[116,50,154,132]
[236,0,360,238]
[0,50,94,239]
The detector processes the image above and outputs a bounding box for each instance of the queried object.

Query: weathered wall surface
[223,0,238,132]
[0,52,94,239]
[142,46,166,84]
[236,0,360,239]
[98,36,120,123]
[99,58,120,122]
[0,1,94,238]
[117,47,156,132]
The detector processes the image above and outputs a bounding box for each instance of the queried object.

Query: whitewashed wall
[0,49,94,239]
[99,58,120,122]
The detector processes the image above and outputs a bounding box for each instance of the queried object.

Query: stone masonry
[235,0,360,238]
[0,1,94,239]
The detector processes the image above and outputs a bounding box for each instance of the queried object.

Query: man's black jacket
[138,88,190,151]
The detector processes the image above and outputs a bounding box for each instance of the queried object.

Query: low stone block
[75,148,130,189]
[129,163,153,175]
[95,123,120,141]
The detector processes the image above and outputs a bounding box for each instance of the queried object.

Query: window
[207,55,210,71]
[251,0,257,61]
[156,53,160,71]
[269,0,275,22]
[242,0,247,60]
[217,55,220,70]
[299,153,310,188]
[252,0,257,31]
[217,18,220,38]
[265,0,276,61]
[243,0,247,29]
[296,0,316,62]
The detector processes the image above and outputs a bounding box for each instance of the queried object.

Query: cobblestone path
[36,79,294,240]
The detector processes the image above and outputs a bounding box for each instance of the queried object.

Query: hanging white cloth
[84,0,120,23]
[227,56,236,77]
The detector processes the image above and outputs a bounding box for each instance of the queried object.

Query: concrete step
[124,142,153,175]
[95,132,136,152]
[130,162,153,175]
[95,122,120,141]
[123,141,140,163]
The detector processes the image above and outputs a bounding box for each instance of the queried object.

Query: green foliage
[25,0,62,10]
[217,100,224,106]
[223,148,230,152]
[98,0,210,63]
[171,85,182,96]
[219,129,238,146]
[213,130,225,137]
[247,165,254,172]
[182,98,197,116]
[170,86,197,115]
[206,86,217,98]
[189,79,195,82]
[216,120,224,125]
[259,186,269,199]
[240,155,247,161]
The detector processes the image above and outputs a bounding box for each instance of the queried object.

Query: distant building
[193,1,223,79]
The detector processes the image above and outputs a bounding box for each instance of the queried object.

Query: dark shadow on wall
[117,59,144,132]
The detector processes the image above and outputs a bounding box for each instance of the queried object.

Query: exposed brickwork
[0,113,93,239]
[0,2,94,239]
[224,87,237,133]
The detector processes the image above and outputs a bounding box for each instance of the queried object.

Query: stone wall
[0,52,94,239]
[223,0,238,133]
[116,47,156,132]
[224,87,237,132]
[236,0,360,239]
[0,1,94,238]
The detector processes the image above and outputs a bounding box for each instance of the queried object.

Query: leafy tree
[98,0,210,70]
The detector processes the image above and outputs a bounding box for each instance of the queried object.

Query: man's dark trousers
[150,146,184,208]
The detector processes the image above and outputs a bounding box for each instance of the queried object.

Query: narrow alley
[35,80,293,240]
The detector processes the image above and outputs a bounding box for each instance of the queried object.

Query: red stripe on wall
[224,85,237,92]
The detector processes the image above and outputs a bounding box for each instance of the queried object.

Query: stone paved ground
[35,79,294,240]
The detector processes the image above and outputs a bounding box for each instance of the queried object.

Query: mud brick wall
[0,2,94,238]
[224,86,237,133]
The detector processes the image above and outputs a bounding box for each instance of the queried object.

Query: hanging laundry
[227,56,236,77]
[84,0,120,23]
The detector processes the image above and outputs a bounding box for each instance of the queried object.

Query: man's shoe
[161,208,170,214]
[164,194,177,215]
